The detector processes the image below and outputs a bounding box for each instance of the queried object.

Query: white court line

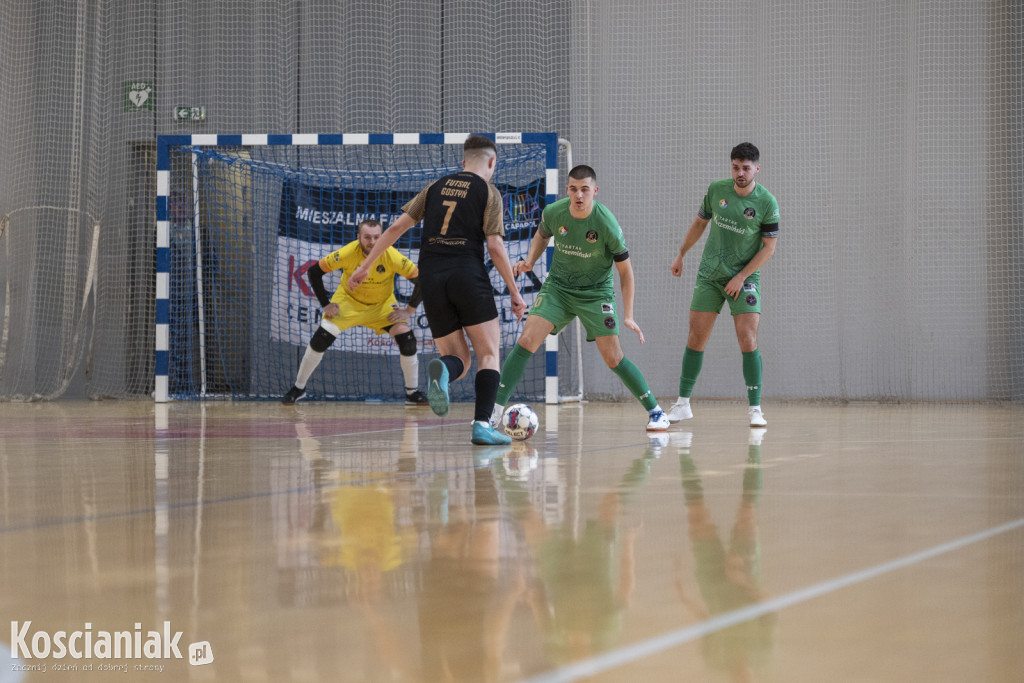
[520,516,1024,683]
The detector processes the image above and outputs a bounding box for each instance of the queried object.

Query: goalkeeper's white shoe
[667,399,693,423]
[748,406,767,427]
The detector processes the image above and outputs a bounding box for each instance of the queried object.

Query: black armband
[613,250,630,263]
[760,223,779,238]
[305,262,333,308]
[406,277,423,309]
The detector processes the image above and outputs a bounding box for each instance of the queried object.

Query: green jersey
[697,180,780,282]
[538,198,628,294]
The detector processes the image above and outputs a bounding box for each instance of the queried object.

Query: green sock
[742,349,763,406]
[496,343,534,406]
[679,347,704,398]
[611,357,658,411]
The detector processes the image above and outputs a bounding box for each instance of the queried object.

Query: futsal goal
[155,133,581,404]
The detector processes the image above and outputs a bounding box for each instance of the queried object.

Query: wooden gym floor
[0,399,1021,682]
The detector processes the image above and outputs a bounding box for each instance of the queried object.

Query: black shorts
[419,264,498,338]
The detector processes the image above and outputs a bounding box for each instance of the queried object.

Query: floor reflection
[676,429,777,682]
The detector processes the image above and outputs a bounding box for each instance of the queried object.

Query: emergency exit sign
[174,106,206,121]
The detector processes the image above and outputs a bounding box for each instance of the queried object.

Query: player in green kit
[669,142,779,427]
[491,165,670,431]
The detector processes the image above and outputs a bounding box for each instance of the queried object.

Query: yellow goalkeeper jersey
[320,240,418,306]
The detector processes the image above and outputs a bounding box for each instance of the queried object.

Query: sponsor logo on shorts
[375,264,386,273]
[585,229,598,243]
[719,199,728,208]
[558,226,568,236]
[745,294,758,306]
[743,207,756,219]
[604,316,616,330]
[742,283,756,292]
[601,302,614,313]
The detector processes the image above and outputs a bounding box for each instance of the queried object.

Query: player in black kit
[349,135,526,445]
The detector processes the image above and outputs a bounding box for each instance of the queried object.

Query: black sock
[441,355,465,381]
[474,369,500,422]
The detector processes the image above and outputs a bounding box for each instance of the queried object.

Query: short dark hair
[568,165,597,183]
[358,219,382,233]
[463,134,497,157]
[730,142,760,163]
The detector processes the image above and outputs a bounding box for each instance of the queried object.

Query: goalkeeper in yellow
[282,219,428,405]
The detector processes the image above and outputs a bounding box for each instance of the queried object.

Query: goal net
[156,133,579,404]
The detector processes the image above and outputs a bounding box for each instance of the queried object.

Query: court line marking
[519,516,1024,683]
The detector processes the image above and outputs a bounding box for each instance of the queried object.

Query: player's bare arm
[724,236,777,300]
[487,233,527,321]
[670,216,710,277]
[513,229,549,277]
[615,257,645,344]
[348,213,416,291]
[386,270,421,323]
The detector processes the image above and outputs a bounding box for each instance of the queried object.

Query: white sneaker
[748,406,767,427]
[666,398,693,423]
[646,409,670,432]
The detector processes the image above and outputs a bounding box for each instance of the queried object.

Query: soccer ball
[501,403,539,441]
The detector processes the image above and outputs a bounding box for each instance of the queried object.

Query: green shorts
[530,282,619,341]
[690,276,762,315]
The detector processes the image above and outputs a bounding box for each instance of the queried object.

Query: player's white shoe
[666,398,693,423]
[646,409,670,432]
[748,406,767,427]
[489,403,504,428]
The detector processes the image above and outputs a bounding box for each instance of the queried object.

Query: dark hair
[568,164,597,183]
[463,134,497,156]
[358,219,382,232]
[730,142,760,163]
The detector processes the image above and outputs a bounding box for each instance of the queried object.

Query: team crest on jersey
[558,226,568,237]
[601,302,614,313]
[719,199,728,208]
[604,316,616,330]
[743,207,756,219]
[585,230,598,243]
[375,264,386,273]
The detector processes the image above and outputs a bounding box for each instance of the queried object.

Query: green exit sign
[174,106,206,122]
